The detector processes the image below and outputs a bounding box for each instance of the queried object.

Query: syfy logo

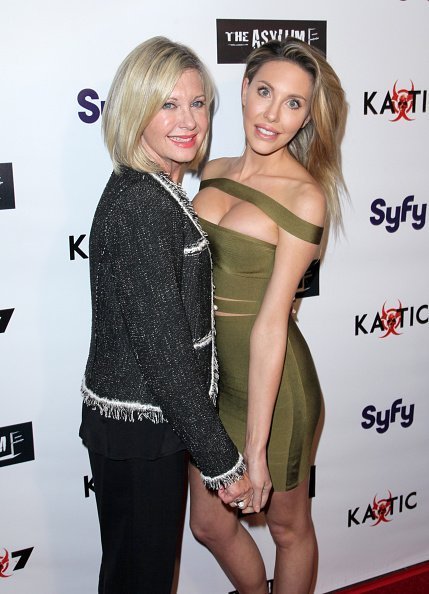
[0,548,34,579]
[354,301,428,337]
[361,398,414,433]
[370,195,427,232]
[0,163,16,210]
[364,81,427,121]
[0,422,35,468]
[348,491,417,527]
[216,19,326,64]
[77,88,105,124]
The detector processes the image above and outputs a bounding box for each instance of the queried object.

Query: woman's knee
[189,469,239,546]
[190,518,214,545]
[190,510,237,546]
[267,513,313,549]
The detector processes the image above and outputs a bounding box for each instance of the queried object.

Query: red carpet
[327,561,429,593]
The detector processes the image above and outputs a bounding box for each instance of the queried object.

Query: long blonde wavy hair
[244,38,348,231]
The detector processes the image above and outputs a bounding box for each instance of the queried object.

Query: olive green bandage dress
[199,178,324,492]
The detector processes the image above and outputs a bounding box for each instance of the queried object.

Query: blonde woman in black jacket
[79,37,252,594]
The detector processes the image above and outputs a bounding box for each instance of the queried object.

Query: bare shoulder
[287,180,326,227]
[262,165,326,228]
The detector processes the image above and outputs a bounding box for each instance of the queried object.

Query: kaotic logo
[216,19,326,64]
[348,491,416,527]
[370,195,427,232]
[296,260,319,299]
[0,422,35,468]
[361,398,415,433]
[69,234,88,260]
[354,301,428,337]
[84,475,95,498]
[77,89,105,124]
[0,309,14,333]
[364,81,427,121]
[0,547,34,578]
[0,163,16,210]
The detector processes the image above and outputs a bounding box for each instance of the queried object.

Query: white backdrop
[1,1,428,592]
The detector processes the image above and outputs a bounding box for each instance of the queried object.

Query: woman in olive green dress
[189,39,347,594]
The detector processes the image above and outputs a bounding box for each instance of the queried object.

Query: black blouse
[80,403,185,460]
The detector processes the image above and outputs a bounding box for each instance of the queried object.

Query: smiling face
[140,68,209,181]
[241,59,314,157]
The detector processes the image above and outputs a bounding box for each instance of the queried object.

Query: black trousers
[89,449,187,594]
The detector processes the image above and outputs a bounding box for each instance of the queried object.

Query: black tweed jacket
[81,168,244,488]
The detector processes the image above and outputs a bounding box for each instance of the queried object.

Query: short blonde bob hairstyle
[245,38,348,231]
[102,36,215,174]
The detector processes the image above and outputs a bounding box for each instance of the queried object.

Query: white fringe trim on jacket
[81,378,166,423]
[193,331,213,350]
[184,237,209,255]
[200,453,247,490]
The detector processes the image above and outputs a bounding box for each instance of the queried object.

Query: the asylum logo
[348,491,416,527]
[216,19,327,64]
[77,88,105,124]
[354,301,428,337]
[0,422,35,468]
[0,309,14,333]
[370,195,427,232]
[361,398,415,433]
[0,547,34,578]
[364,81,427,121]
[0,163,16,210]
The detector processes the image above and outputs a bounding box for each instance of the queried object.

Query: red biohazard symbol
[380,300,403,338]
[390,81,415,122]
[0,549,11,578]
[371,492,393,526]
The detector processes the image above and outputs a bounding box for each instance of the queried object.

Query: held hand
[217,472,253,510]
[242,452,272,514]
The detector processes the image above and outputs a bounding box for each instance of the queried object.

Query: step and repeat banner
[1,1,427,592]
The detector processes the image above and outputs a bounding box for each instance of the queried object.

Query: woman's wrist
[244,442,267,459]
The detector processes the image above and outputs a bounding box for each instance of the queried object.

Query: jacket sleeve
[107,188,245,489]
